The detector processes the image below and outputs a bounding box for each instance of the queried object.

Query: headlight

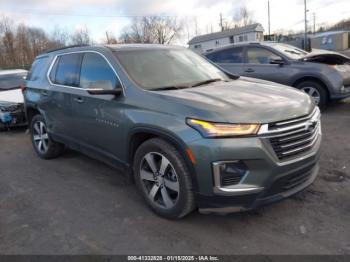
[187,118,260,138]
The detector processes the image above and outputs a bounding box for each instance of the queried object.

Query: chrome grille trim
[259,107,321,161]
[273,108,318,127]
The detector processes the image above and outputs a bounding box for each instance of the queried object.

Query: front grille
[265,164,315,197]
[261,108,321,161]
[0,104,22,113]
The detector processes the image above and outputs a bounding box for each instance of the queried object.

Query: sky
[1,0,349,44]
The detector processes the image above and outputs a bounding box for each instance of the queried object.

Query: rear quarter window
[27,56,49,81]
[206,47,244,64]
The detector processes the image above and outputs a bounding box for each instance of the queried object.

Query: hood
[0,89,24,104]
[302,49,350,65]
[155,78,314,124]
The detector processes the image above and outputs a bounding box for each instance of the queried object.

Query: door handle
[245,68,255,73]
[74,97,84,103]
[41,90,48,96]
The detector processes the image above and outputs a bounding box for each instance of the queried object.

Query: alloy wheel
[140,152,180,209]
[33,121,49,154]
[301,86,321,105]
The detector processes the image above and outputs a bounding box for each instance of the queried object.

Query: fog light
[214,161,249,187]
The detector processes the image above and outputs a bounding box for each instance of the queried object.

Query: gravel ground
[0,99,349,255]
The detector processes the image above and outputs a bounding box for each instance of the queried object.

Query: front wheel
[133,138,195,219]
[296,81,328,108]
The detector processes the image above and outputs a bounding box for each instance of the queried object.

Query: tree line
[0,15,186,69]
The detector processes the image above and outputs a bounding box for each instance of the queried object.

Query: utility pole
[268,0,271,38]
[313,13,316,34]
[220,13,224,31]
[304,0,308,50]
[106,31,110,44]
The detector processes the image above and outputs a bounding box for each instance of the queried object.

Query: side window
[27,57,48,81]
[51,53,82,86]
[79,53,118,90]
[247,47,281,64]
[206,47,243,64]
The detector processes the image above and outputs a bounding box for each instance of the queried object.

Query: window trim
[46,50,125,95]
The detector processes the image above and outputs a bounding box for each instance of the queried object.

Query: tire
[133,138,196,219]
[30,114,65,159]
[296,80,328,109]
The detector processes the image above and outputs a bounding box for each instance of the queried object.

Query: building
[310,31,349,51]
[188,23,264,54]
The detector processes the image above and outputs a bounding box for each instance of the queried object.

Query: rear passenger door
[70,52,125,161]
[205,47,245,75]
[46,53,83,138]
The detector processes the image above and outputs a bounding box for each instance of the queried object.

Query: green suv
[24,44,322,219]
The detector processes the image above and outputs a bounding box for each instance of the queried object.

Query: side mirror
[269,58,284,66]
[86,80,122,96]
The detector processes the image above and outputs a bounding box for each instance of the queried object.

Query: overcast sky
[1,0,349,44]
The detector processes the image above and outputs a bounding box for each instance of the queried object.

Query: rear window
[206,47,244,64]
[49,53,82,87]
[27,57,48,81]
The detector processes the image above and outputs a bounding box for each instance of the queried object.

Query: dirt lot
[0,100,349,255]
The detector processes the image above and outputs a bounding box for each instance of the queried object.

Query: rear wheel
[133,138,195,219]
[296,80,328,108]
[30,114,65,159]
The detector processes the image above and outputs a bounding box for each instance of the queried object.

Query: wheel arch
[127,126,199,191]
[292,76,330,99]
[25,105,41,124]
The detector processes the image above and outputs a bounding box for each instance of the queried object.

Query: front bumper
[330,86,350,100]
[187,125,322,213]
[0,102,27,129]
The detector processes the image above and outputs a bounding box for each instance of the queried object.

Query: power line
[2,8,196,18]
[268,0,271,36]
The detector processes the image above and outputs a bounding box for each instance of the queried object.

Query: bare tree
[104,31,118,44]
[120,16,183,44]
[70,27,92,45]
[0,16,70,69]
[233,6,255,27]
[50,26,69,47]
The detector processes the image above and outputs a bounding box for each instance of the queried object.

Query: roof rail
[42,44,90,54]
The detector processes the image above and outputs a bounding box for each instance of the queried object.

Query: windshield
[271,43,308,60]
[114,48,229,90]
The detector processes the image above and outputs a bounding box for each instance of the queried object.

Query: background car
[0,69,28,130]
[204,42,350,108]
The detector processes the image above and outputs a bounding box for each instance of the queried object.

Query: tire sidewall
[30,114,54,159]
[297,81,327,108]
[133,139,193,219]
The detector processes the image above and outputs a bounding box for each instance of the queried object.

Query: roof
[188,23,264,45]
[203,41,274,55]
[310,30,350,38]
[107,44,183,51]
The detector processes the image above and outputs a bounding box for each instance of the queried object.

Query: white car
[0,69,28,129]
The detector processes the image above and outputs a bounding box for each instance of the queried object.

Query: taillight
[20,85,26,92]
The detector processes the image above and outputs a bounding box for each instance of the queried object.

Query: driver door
[243,46,291,85]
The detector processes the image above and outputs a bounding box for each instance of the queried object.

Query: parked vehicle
[204,42,350,108]
[0,69,27,130]
[24,45,321,219]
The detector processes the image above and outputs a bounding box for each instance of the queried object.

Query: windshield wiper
[191,78,222,87]
[152,85,190,91]
[152,78,223,91]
